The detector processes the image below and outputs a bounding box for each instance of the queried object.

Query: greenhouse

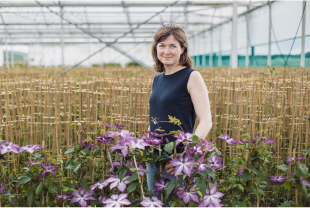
[0,1,309,207]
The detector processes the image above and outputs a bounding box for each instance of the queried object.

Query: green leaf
[73,158,82,163]
[252,188,259,196]
[73,164,81,173]
[227,161,235,166]
[238,184,244,192]
[74,144,81,152]
[34,153,44,159]
[277,164,288,172]
[17,175,31,186]
[34,164,42,170]
[164,142,175,154]
[165,180,176,200]
[199,168,215,179]
[197,178,207,198]
[192,134,199,142]
[27,189,34,206]
[283,181,291,192]
[36,183,44,195]
[65,157,74,167]
[303,148,310,156]
[65,148,75,155]
[297,163,308,176]
[301,183,308,196]
[81,179,91,194]
[119,169,127,182]
[280,201,292,207]
[242,169,252,182]
[256,169,265,179]
[81,146,90,156]
[56,168,64,176]
[45,177,52,188]
[126,172,138,181]
[126,183,136,193]
[48,186,58,194]
[92,147,101,157]
[238,200,246,207]
[66,164,77,170]
[46,192,50,204]
[257,189,266,196]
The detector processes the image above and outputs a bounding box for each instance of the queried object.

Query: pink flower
[41,162,57,177]
[55,191,72,200]
[0,142,20,154]
[300,177,310,188]
[102,193,131,207]
[70,186,95,207]
[170,153,195,177]
[196,157,208,172]
[19,144,42,153]
[129,138,149,151]
[26,160,42,166]
[140,196,163,207]
[199,182,224,207]
[270,176,286,184]
[153,178,169,194]
[217,135,235,146]
[105,175,131,192]
[207,154,223,170]
[96,135,115,144]
[90,181,109,190]
[189,144,203,155]
[200,140,216,152]
[287,157,306,164]
[173,131,193,146]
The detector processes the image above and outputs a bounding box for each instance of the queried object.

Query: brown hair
[151,26,193,73]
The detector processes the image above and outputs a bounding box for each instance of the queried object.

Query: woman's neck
[164,64,186,75]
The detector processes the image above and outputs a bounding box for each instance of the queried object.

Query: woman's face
[156,34,185,67]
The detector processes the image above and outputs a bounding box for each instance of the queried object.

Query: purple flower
[270,176,287,184]
[99,195,106,204]
[147,131,164,138]
[105,175,131,192]
[0,182,8,194]
[70,186,96,207]
[96,135,115,144]
[287,157,305,164]
[300,177,310,188]
[19,144,42,153]
[179,183,199,204]
[264,137,276,144]
[238,169,244,176]
[0,142,20,154]
[199,182,224,207]
[153,178,170,194]
[55,191,72,200]
[207,154,223,170]
[26,160,42,166]
[189,144,203,155]
[106,122,123,130]
[233,140,244,145]
[173,131,193,146]
[129,138,149,151]
[200,140,216,152]
[217,135,235,146]
[290,171,295,177]
[110,143,129,157]
[90,181,109,190]
[41,162,57,177]
[170,153,195,177]
[102,193,131,207]
[196,157,208,173]
[106,129,134,139]
[81,140,96,151]
[142,134,162,145]
[140,196,163,207]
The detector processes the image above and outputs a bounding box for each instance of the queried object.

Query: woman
[147,22,212,199]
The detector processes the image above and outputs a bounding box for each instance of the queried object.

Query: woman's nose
[163,47,171,54]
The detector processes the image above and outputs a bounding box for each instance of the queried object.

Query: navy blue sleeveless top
[149,67,197,153]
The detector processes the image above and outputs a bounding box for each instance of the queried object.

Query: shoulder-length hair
[151,26,193,73]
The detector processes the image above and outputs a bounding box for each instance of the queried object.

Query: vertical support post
[210,29,213,67]
[231,1,238,69]
[10,45,14,68]
[301,1,306,68]
[60,5,65,66]
[219,25,222,67]
[267,2,272,66]
[245,6,250,67]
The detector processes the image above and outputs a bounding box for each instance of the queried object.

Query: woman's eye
[171,45,176,48]
[159,45,164,47]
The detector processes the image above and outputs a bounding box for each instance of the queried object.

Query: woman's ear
[181,47,185,54]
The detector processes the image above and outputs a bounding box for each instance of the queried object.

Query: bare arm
[187,71,212,140]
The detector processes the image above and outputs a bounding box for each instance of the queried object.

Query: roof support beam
[231,1,238,69]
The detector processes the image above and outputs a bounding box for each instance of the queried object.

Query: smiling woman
[147,22,213,202]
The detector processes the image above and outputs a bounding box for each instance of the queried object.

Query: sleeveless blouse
[149,67,197,153]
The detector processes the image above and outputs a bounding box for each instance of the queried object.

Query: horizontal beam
[0,2,254,7]
[0,22,212,26]
[0,41,153,45]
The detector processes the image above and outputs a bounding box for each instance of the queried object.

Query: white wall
[28,43,153,67]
